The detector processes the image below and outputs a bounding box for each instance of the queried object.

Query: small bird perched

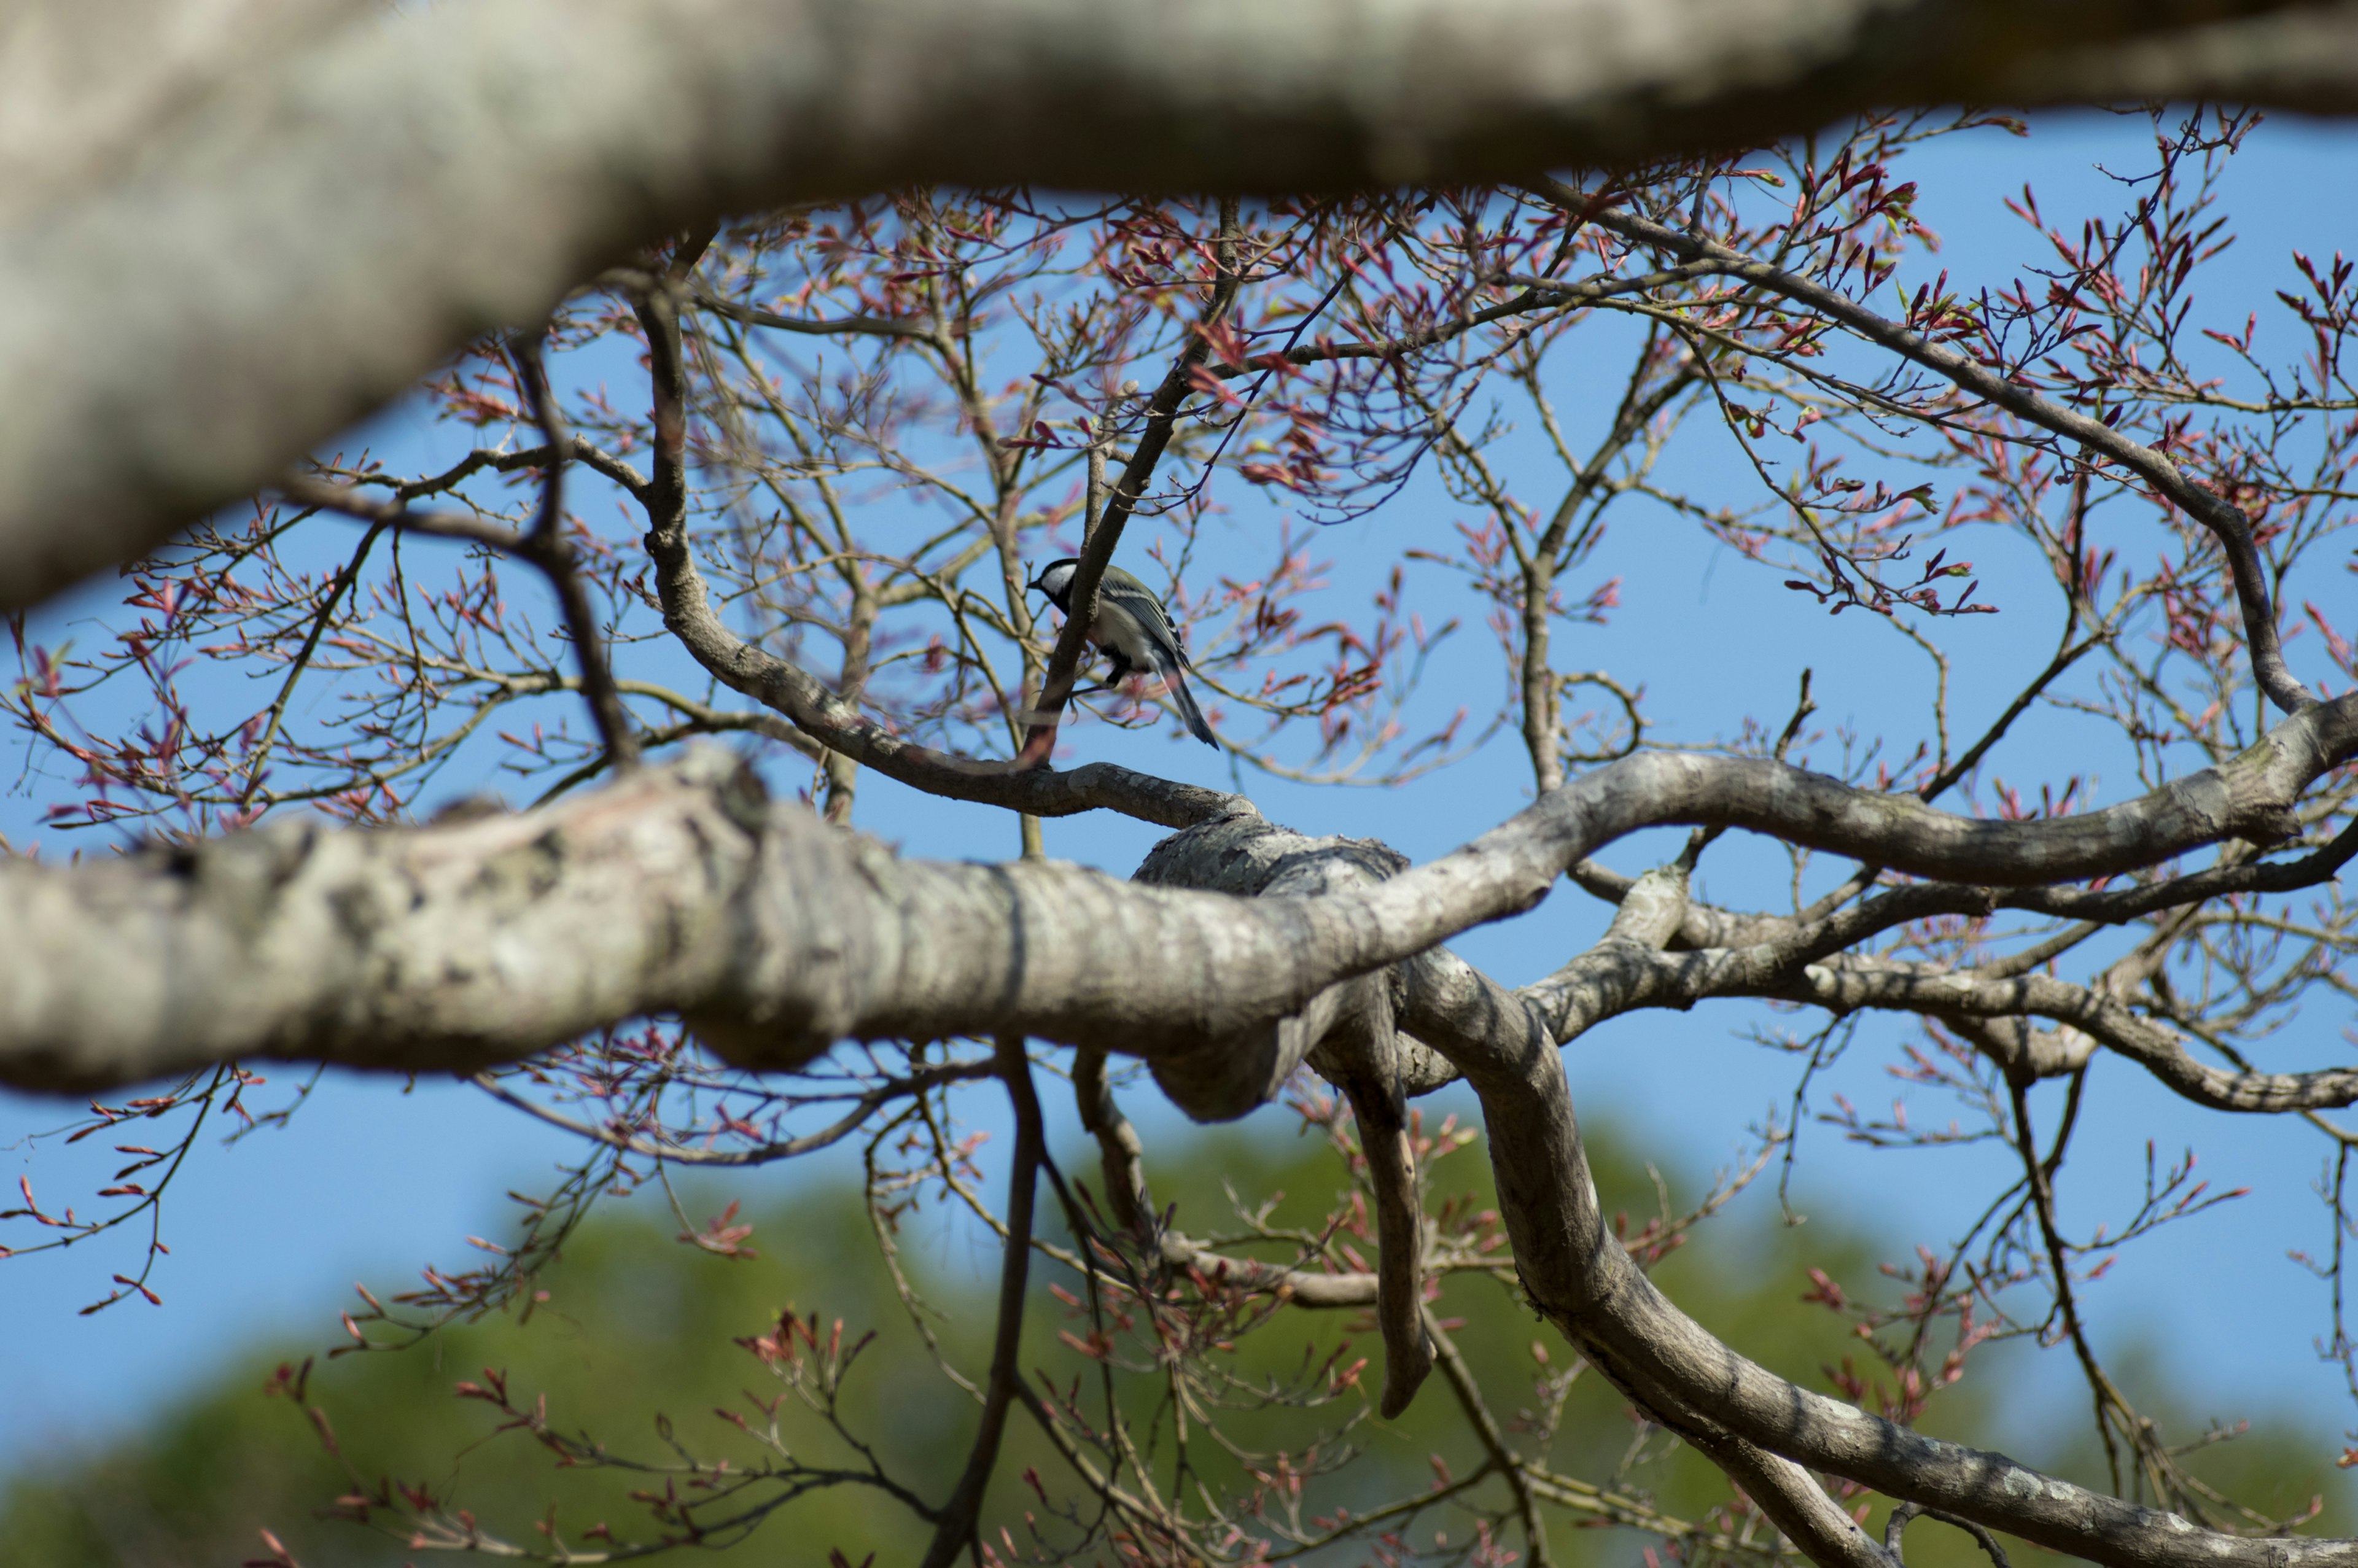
[1027,557,1218,747]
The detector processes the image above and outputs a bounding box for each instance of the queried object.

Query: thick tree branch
[0,0,373,212]
[2003,2,2358,111]
[6,0,2351,612]
[1,693,2351,1096]
[1411,937,2358,1568]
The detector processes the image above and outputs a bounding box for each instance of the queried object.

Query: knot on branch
[1133,812,1444,1415]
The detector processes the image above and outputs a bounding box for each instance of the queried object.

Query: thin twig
[1884,1499,2015,1568]
[917,1034,1044,1568]
[508,325,640,770]
[470,1060,995,1166]
[1425,1308,1558,1568]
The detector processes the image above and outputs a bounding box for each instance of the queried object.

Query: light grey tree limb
[1770,958,2358,1111]
[0,0,370,215]
[1,690,2348,1098]
[2007,1,2358,111]
[1544,821,2358,1108]
[1205,810,2355,1114]
[1568,816,2358,958]
[3,0,2351,613]
[1395,934,2358,1568]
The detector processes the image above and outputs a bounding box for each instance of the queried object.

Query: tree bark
[2,691,2349,1096]
[3,0,2352,611]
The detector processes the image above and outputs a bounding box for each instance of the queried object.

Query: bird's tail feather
[1162,666,1218,748]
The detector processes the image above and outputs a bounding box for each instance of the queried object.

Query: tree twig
[918,1034,1045,1568]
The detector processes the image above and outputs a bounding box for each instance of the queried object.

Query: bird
[1026,557,1218,747]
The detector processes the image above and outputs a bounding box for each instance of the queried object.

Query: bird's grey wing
[1134,587,1190,666]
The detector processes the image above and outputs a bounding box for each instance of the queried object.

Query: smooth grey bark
[0,0,371,214]
[2006,1,2358,111]
[1,0,2349,613]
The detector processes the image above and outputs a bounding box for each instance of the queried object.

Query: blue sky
[4,108,2355,1485]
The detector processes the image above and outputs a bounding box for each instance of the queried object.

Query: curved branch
[1385,693,2352,968]
[685,281,934,341]
[1775,959,2358,1112]
[1404,941,2358,1568]
[1570,814,2357,961]
[1887,1500,2015,1568]
[1528,918,2358,1112]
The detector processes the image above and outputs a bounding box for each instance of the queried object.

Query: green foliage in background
[2,1101,2343,1567]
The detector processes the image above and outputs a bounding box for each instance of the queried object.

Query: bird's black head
[1026,558,1080,610]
